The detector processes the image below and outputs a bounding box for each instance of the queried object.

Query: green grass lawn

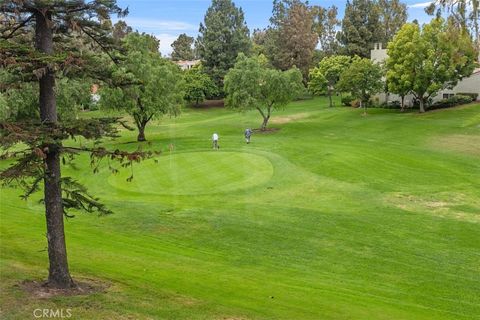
[1,97,479,319]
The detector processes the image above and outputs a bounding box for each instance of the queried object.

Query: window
[443,93,454,99]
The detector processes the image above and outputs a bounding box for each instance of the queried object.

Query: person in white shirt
[212,133,219,149]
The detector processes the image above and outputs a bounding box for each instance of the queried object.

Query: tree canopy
[313,5,341,57]
[338,0,382,58]
[265,0,318,78]
[101,32,185,141]
[224,53,304,130]
[338,56,384,114]
[308,55,351,107]
[184,65,218,106]
[425,0,479,58]
[112,20,132,41]
[171,33,195,61]
[196,0,250,88]
[386,18,476,112]
[378,0,408,44]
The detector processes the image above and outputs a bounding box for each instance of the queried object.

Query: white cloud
[408,1,433,8]
[154,33,181,57]
[123,18,196,32]
[111,17,198,57]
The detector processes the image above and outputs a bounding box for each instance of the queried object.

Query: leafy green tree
[266,0,318,78]
[338,0,382,57]
[196,0,250,87]
[308,55,351,107]
[0,79,37,121]
[0,79,92,121]
[171,33,195,61]
[385,23,417,111]
[378,0,408,44]
[0,0,151,289]
[224,54,304,130]
[101,33,184,141]
[184,66,218,106]
[56,79,94,114]
[386,18,476,113]
[426,0,479,58]
[338,56,384,114]
[251,28,269,57]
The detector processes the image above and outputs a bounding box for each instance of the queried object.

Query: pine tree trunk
[36,11,74,289]
[44,146,74,288]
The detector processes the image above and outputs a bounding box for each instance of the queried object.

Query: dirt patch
[429,134,480,156]
[172,295,201,306]
[270,112,309,124]
[385,192,480,223]
[252,128,280,134]
[18,278,109,299]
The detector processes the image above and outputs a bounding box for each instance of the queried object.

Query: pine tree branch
[79,25,118,64]
[0,14,34,39]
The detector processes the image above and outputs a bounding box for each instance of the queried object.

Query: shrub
[456,92,478,101]
[341,95,354,106]
[430,94,473,110]
[368,96,381,107]
[295,91,314,101]
[380,100,401,109]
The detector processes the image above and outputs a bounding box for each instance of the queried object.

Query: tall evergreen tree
[0,0,150,288]
[338,0,383,57]
[313,5,340,56]
[171,33,195,61]
[112,20,132,41]
[266,0,318,78]
[378,0,408,44]
[196,0,250,87]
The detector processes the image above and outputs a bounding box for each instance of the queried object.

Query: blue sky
[114,0,434,56]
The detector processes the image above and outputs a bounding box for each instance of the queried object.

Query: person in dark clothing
[244,128,252,144]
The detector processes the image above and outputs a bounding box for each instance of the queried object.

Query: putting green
[108,151,274,195]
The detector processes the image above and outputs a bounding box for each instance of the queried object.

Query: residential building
[371,43,480,106]
[174,60,201,71]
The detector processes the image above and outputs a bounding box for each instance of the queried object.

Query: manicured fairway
[1,97,479,319]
